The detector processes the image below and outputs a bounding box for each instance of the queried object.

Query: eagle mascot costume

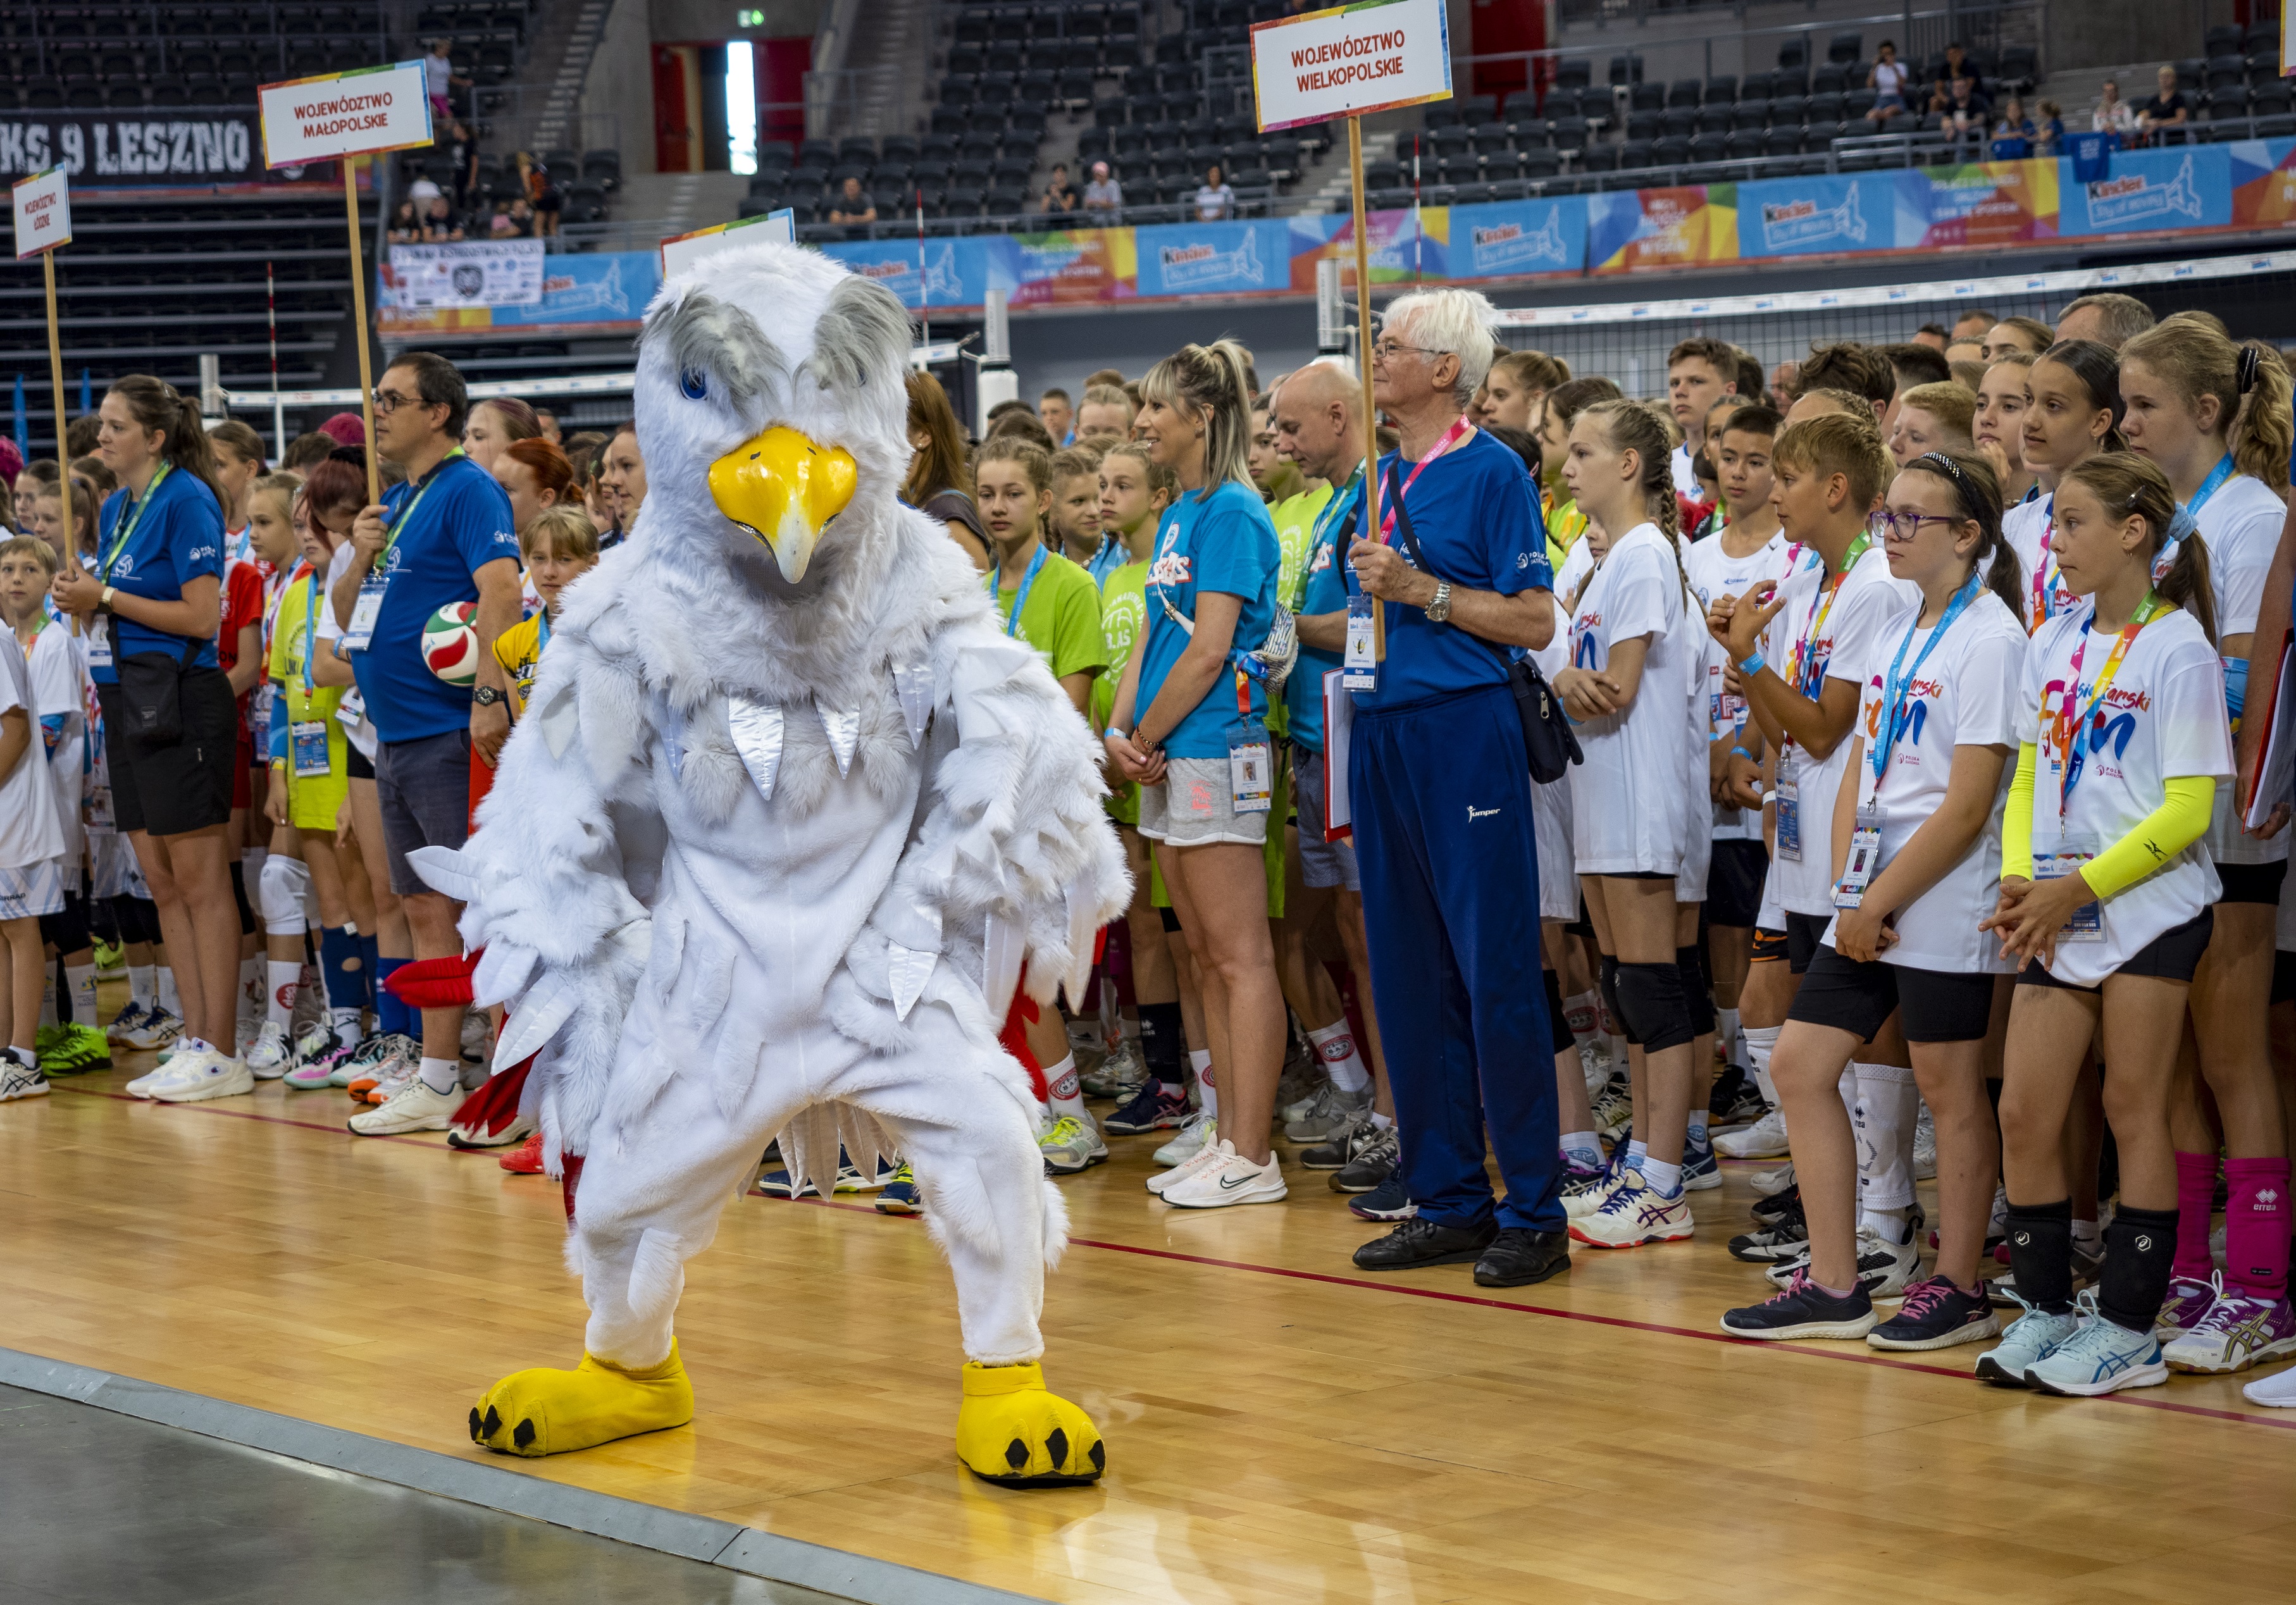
[412,240,1129,1486]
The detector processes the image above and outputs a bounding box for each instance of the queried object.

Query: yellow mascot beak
[707,426,857,584]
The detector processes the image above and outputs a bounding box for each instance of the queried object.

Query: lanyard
[299,571,321,694]
[1789,534,1870,701]
[1314,468,1365,557]
[537,607,552,655]
[378,449,464,564]
[2184,454,2236,516]
[1375,418,1474,545]
[1868,572,1981,788]
[990,542,1048,640]
[2054,593,2165,819]
[101,461,173,582]
[2029,497,2059,631]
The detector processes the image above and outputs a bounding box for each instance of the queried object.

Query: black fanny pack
[115,633,205,749]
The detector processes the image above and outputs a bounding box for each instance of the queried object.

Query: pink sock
[2173,1151,2219,1282]
[2224,1156,2292,1299]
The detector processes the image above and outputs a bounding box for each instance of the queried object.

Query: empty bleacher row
[0,4,390,108]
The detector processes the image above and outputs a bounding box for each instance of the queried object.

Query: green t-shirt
[993,550,1108,685]
[1093,559,1148,826]
[1269,484,1332,616]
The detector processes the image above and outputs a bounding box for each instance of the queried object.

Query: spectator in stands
[488,200,517,237]
[1866,40,1910,126]
[421,195,464,243]
[1082,161,1122,214]
[2137,65,2189,144]
[514,152,560,239]
[1076,383,1135,440]
[829,176,878,230]
[332,351,521,1135]
[507,197,538,237]
[904,371,989,571]
[1983,316,2053,361]
[1927,41,1983,111]
[387,200,422,243]
[461,397,540,473]
[491,437,574,536]
[423,39,460,120]
[1990,96,2037,159]
[1942,77,1990,142]
[1040,388,1074,446]
[1193,164,1236,222]
[2056,292,2156,349]
[599,423,645,540]
[2093,78,2137,141]
[1913,323,1950,351]
[2035,99,2066,153]
[447,121,478,212]
[1951,309,1997,343]
[1039,163,1078,214]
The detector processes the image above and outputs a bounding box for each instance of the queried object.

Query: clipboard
[1322,667,1353,842]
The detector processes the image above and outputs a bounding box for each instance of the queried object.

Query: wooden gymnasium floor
[8,1010,2296,1604]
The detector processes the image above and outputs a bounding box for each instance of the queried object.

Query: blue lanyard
[299,571,320,695]
[1869,572,1980,787]
[2183,454,2236,516]
[537,607,551,654]
[1313,469,1364,553]
[990,543,1048,640]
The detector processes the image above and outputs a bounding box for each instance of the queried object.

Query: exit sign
[736,8,765,25]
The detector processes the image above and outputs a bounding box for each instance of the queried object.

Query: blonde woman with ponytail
[1102,338,1290,1208]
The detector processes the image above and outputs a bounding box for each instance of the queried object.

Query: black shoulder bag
[116,631,206,750]
[1382,467,1582,784]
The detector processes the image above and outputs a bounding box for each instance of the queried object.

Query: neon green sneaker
[92,939,125,977]
[39,1022,113,1075]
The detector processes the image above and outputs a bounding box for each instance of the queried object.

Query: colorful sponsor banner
[1133,219,1293,297]
[1287,206,1448,285]
[1008,226,1139,306]
[2056,143,2231,237]
[660,207,795,278]
[12,166,70,257]
[1917,159,2058,249]
[1249,0,1453,133]
[258,62,433,168]
[2231,137,2296,229]
[1588,184,1738,273]
[379,248,658,334]
[0,111,260,183]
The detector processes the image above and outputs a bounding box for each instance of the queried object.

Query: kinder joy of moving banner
[380,249,661,334]
[1133,218,1295,297]
[2058,143,2232,237]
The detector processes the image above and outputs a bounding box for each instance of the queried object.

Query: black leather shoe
[1353,1215,1498,1271]
[1473,1227,1571,1288]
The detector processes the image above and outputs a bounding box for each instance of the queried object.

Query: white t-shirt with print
[1670,441,1702,499]
[1673,532,1713,903]
[2002,495,2076,635]
[1553,533,1595,612]
[1820,588,2025,973]
[2196,471,2290,868]
[1685,526,1794,840]
[2020,605,2233,987]
[0,635,66,872]
[24,621,87,866]
[1759,542,1918,915]
[1567,523,1696,877]
[1527,590,1579,921]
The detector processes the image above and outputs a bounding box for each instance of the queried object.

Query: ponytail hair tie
[2238,343,2262,396]
[2153,507,2196,582]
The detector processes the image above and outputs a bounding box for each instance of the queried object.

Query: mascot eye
[679,368,709,400]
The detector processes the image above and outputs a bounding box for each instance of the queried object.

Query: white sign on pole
[387,239,547,308]
[1249,0,1453,133]
[660,208,798,280]
[11,166,70,257]
[258,61,435,168]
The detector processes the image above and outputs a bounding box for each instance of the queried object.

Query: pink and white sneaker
[2152,1274,2219,1341]
[2163,1286,2296,1375]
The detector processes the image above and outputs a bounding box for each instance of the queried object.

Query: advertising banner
[0,111,259,183]
[387,239,546,307]
[258,61,433,168]
[819,235,1009,309]
[1737,171,1913,258]
[2231,136,2296,229]
[1249,0,1453,133]
[2056,144,2231,237]
[1007,227,1139,306]
[1918,159,2059,249]
[380,249,659,334]
[1588,185,1739,273]
[660,208,795,279]
[1133,219,1293,297]
[1448,195,1586,278]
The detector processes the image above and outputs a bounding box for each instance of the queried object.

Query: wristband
[1730,745,1754,760]
[1737,652,1766,678]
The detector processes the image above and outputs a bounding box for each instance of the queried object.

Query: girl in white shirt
[1722,451,2025,1348]
[2004,339,2127,635]
[1554,399,1703,1248]
[1977,454,2237,1397]
[2117,316,2296,1373]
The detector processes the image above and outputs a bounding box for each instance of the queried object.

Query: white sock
[1307,1019,1370,1094]
[40,977,56,1027]
[2072,1216,2104,1256]
[1191,1048,1217,1120]
[1718,1005,1741,1065]
[1043,1053,1089,1122]
[1642,1156,1684,1197]
[417,1055,461,1095]
[66,964,96,1027]
[1561,1130,1601,1169]
[1862,1203,1916,1243]
[1743,1024,1779,1107]
[1607,1032,1630,1068]
[1627,1137,1648,1169]
[328,1007,363,1047]
[1369,1109,1393,1130]
[158,968,180,1015]
[1563,988,1601,1044]
[129,965,155,1012]
[266,960,301,1029]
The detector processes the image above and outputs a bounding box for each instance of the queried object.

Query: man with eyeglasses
[330,351,522,1136]
[1339,288,1570,1291]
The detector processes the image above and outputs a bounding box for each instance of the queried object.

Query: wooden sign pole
[343,156,380,504]
[42,248,79,630]
[1346,115,1384,660]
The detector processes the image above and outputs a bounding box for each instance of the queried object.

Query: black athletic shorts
[1751,925,1789,964]
[346,743,375,781]
[1707,839,1768,929]
[1789,945,1996,1043]
[2020,907,2216,992]
[2216,860,2288,906]
[2276,949,2296,1008]
[97,669,236,838]
[1785,910,1832,974]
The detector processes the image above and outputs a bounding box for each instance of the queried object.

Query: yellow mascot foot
[955,1361,1105,1487]
[468,1338,695,1457]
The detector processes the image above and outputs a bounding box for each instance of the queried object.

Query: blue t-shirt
[95,464,225,685]
[1284,476,1360,752]
[351,452,519,743]
[1134,480,1281,762]
[1350,428,1552,712]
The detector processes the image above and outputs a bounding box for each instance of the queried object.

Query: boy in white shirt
[0,543,70,1097]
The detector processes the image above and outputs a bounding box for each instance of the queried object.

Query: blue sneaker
[1347,1173,1417,1222]
[1973,1287,2087,1385]
[1720,1267,1877,1340]
[1105,1080,1189,1134]
[875,1162,922,1215]
[2025,1307,2170,1397]
[1683,1136,1721,1191]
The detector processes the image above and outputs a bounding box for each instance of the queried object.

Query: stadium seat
[2207,23,2248,57]
[1653,135,1689,168]
[1459,94,1498,126]
[1554,57,1592,91]
[1696,104,1730,135]
[1740,71,1775,102]
[1704,75,1736,105]
[1827,31,1862,64]
[1581,145,1619,173]
[1661,108,1696,138]
[1519,148,1561,180]
[1772,93,1808,126]
[1607,53,1641,85]
[1626,110,1661,141]
[1777,37,1808,77]
[1629,80,1665,113]
[1667,78,1701,108]
[1811,63,1848,96]
[1548,115,1589,152]
[1731,101,1769,132]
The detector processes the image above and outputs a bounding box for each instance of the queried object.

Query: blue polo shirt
[1284,475,1360,753]
[351,452,519,743]
[94,464,225,685]
[1134,480,1280,761]
[1351,429,1551,713]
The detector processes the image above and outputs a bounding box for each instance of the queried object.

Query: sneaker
[105,1001,149,1044]
[1559,1162,1611,1218]
[120,1007,183,1051]
[349,1077,461,1135]
[1866,1276,2000,1351]
[149,1050,254,1104]
[34,1022,66,1058]
[1300,1108,1373,1170]
[37,1022,112,1075]
[1721,1267,1877,1340]
[1152,1109,1216,1168]
[2025,1308,2170,1397]
[1160,1139,1286,1208]
[1353,1214,1496,1270]
[352,1034,421,1100]
[1145,1125,1231,1196]
[757,1151,869,1198]
[1912,1103,1937,1182]
[284,1035,359,1091]
[499,1131,546,1174]
[93,938,125,976]
[2161,1285,2296,1375]
[1590,1077,1633,1139]
[2152,1274,2220,1340]
[1080,1041,1143,1100]
[1710,1076,1768,1131]
[1279,1065,1325,1125]
[1038,1113,1108,1175]
[1750,1161,1797,1199]
[1329,1122,1399,1194]
[1104,1079,1189,1134]
[1348,1174,1418,1222]
[1728,1198,1809,1262]
[1284,1081,1370,1144]
[876,1162,922,1215]
[244,1021,294,1080]
[125,1050,193,1098]
[1569,1171,1694,1250]
[2242,1364,2296,1407]
[0,1051,48,1102]
[1682,1136,1721,1191]
[1973,1289,2087,1385]
[1751,1182,1801,1224]
[1765,1223,1922,1291]
[448,1114,535,1151]
[1714,1108,1788,1159]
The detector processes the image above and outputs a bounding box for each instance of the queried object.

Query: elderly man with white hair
[1337,288,1570,1290]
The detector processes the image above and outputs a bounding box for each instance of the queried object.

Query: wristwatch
[1424,580,1453,623]
[471,685,506,708]
[99,585,115,614]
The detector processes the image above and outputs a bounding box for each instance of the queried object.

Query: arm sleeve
[2002,741,2037,881]
[2081,774,2218,901]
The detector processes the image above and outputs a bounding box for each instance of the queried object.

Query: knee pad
[258,854,313,937]
[1615,960,1694,1053]
[1158,904,1182,934]
[1598,955,1625,1043]
[39,893,90,955]
[1676,945,1716,1037]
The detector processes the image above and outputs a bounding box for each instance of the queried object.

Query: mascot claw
[469,1339,695,1458]
[955,1361,1105,1487]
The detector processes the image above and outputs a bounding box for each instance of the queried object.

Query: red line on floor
[51,1083,462,1151]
